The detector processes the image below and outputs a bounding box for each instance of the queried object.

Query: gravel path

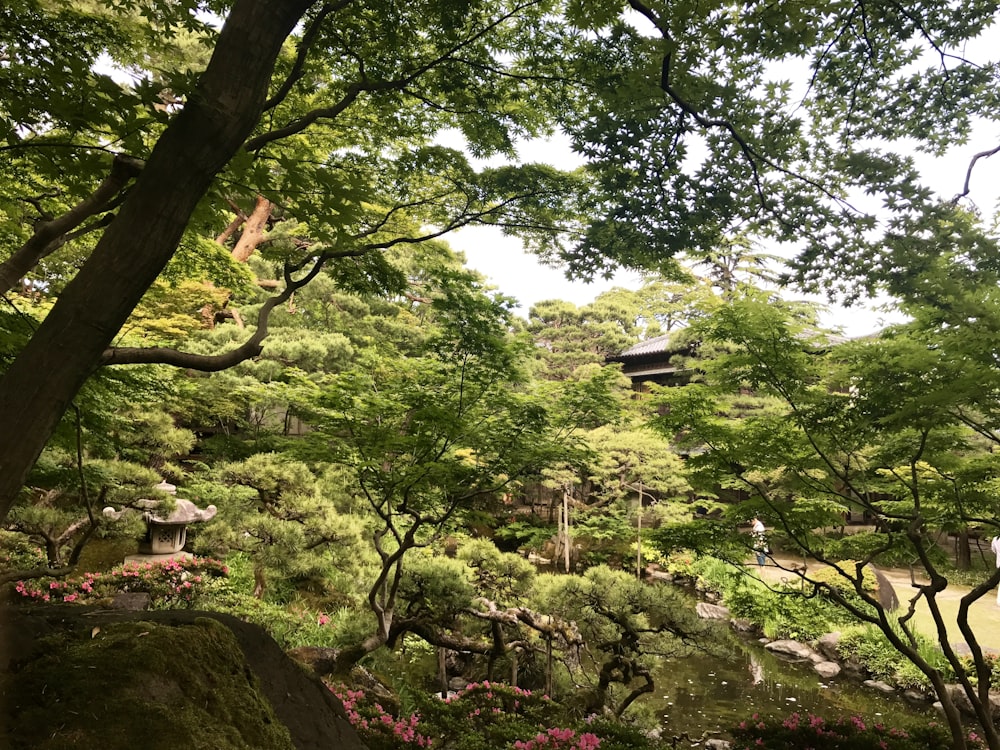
[755,555,1000,652]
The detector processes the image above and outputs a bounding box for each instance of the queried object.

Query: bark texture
[0,0,317,520]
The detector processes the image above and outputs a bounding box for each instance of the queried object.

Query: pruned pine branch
[99,254,329,369]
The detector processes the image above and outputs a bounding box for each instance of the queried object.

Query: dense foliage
[7,2,1000,749]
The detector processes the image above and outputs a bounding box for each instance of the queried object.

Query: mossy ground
[3,617,296,750]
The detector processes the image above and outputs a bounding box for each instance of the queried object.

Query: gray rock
[705,740,731,750]
[730,618,755,632]
[835,656,866,677]
[813,661,842,679]
[867,564,899,612]
[111,592,151,611]
[816,631,842,662]
[695,602,731,620]
[765,639,820,661]
[863,679,896,693]
[944,684,1000,719]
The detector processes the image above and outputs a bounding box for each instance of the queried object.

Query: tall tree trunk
[0,0,316,521]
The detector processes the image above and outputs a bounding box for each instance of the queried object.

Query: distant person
[751,517,768,567]
[992,535,1000,605]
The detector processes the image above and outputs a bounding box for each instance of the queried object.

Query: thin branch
[953,142,1000,203]
[263,2,347,111]
[244,0,544,152]
[0,154,144,294]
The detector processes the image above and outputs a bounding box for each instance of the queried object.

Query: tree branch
[953,142,1000,204]
[244,0,543,152]
[0,154,144,294]
[262,2,348,111]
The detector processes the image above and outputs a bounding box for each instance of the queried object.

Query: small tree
[651,289,1000,750]
[301,282,618,669]
[192,453,365,600]
[530,565,706,716]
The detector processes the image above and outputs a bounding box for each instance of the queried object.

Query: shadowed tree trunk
[0,0,317,521]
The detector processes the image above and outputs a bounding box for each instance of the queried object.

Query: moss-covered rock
[5,617,295,750]
[0,607,365,750]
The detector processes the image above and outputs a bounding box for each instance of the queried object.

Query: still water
[649,628,935,738]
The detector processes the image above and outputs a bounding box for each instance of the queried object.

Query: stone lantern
[103,480,217,562]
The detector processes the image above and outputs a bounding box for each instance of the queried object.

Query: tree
[192,453,365,599]
[6,0,1000,527]
[0,0,589,518]
[530,565,705,717]
[558,1,1000,295]
[296,280,617,668]
[0,0,313,513]
[560,424,690,567]
[527,294,641,380]
[650,289,1000,750]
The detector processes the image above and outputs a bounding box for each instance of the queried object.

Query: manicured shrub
[343,681,670,750]
[13,556,229,606]
[730,712,983,750]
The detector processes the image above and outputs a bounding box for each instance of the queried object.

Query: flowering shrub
[730,712,983,750]
[424,680,568,750]
[13,557,229,607]
[0,531,47,571]
[514,727,601,750]
[329,685,432,749]
[327,679,673,750]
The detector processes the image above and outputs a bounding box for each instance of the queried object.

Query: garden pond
[648,629,936,739]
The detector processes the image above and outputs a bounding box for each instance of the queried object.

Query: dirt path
[756,556,1000,652]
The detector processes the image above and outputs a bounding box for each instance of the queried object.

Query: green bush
[494,519,556,553]
[836,624,953,690]
[661,550,697,578]
[820,532,942,569]
[0,530,47,571]
[690,556,847,641]
[688,555,742,596]
[760,585,848,641]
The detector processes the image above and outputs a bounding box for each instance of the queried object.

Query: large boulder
[764,639,821,662]
[813,661,842,679]
[0,606,364,750]
[695,602,731,620]
[866,565,899,612]
[944,683,1000,720]
[815,631,842,662]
